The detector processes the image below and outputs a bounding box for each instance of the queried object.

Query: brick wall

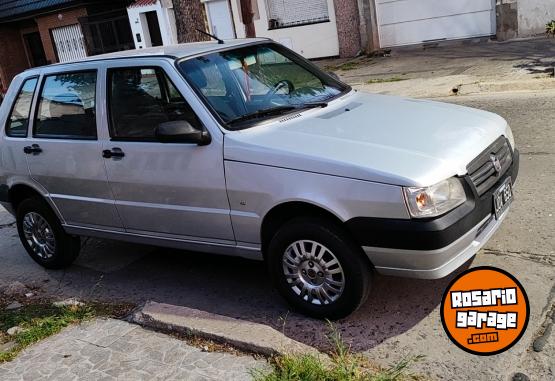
[0,26,29,91]
[36,7,88,64]
[333,0,361,57]
[171,0,210,43]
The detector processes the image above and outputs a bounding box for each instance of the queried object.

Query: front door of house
[205,0,236,39]
[24,32,47,67]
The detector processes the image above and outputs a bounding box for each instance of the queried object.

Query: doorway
[23,32,47,67]
[205,0,236,39]
[145,11,163,47]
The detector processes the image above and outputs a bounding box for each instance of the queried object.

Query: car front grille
[467,137,512,196]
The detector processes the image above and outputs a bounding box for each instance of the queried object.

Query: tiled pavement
[0,319,267,380]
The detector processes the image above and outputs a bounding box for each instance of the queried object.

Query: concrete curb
[131,301,323,358]
[354,76,555,99]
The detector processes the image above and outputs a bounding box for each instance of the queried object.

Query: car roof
[21,38,269,76]
[59,38,267,63]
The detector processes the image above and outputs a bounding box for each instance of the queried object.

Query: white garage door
[376,0,496,47]
[51,24,87,63]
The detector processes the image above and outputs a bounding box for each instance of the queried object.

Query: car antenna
[196,28,224,44]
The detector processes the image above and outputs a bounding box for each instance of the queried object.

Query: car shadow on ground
[40,238,467,352]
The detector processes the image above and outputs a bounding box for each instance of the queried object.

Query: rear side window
[108,67,201,140]
[6,77,38,137]
[35,71,97,139]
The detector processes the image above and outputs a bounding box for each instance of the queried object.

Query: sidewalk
[0,319,266,381]
[317,37,555,98]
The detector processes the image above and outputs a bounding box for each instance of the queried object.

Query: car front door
[25,67,124,230]
[100,60,234,243]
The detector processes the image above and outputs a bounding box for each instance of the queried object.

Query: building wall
[230,0,340,58]
[496,0,555,40]
[35,7,88,63]
[0,25,29,92]
[517,0,555,36]
[333,0,361,57]
[171,0,210,43]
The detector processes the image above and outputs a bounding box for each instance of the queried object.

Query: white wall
[229,0,340,58]
[517,0,555,36]
[127,1,178,49]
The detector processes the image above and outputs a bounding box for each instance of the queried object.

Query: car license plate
[493,177,513,219]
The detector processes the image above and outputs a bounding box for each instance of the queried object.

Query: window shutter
[267,0,329,28]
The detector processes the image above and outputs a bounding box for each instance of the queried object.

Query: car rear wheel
[267,217,372,319]
[16,197,80,269]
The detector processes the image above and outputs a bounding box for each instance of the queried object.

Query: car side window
[108,67,201,140]
[6,77,38,137]
[35,71,97,139]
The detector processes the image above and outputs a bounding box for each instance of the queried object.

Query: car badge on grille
[490,154,502,173]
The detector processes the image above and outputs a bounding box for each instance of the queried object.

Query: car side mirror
[155,120,211,145]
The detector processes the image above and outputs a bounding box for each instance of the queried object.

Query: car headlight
[403,177,466,218]
[505,125,516,149]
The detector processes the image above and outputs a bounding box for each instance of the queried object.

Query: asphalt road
[1,90,554,380]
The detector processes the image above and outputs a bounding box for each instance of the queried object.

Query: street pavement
[0,319,265,381]
[318,37,555,98]
[0,89,554,380]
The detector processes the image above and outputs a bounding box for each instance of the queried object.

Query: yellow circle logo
[440,267,529,355]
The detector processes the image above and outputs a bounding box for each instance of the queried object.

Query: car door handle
[102,148,125,159]
[23,144,42,155]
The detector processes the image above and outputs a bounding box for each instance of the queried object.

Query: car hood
[223,91,510,187]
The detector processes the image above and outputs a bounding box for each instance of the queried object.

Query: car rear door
[24,65,123,230]
[99,59,234,242]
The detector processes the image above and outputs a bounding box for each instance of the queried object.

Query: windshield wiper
[298,101,328,109]
[227,106,298,125]
[226,102,329,126]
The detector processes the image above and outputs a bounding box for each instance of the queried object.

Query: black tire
[16,197,80,269]
[267,217,372,320]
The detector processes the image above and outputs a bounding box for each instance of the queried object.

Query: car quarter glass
[6,77,38,137]
[35,71,97,139]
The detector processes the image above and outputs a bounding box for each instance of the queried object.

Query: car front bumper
[362,208,507,279]
[347,148,519,279]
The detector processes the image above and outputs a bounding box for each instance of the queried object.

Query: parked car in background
[0,39,518,319]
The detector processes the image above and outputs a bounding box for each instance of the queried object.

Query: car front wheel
[267,217,372,319]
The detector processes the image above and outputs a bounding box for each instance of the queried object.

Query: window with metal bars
[266,0,330,29]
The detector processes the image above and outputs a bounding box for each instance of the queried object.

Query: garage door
[51,24,87,62]
[376,0,495,47]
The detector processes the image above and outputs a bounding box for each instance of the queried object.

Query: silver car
[0,39,518,319]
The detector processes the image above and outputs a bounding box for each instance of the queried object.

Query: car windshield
[178,43,348,129]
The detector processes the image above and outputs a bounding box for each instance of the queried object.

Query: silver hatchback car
[0,39,518,319]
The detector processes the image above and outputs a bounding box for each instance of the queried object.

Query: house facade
[126,0,178,49]
[2,0,554,91]
[0,0,135,90]
[189,0,555,59]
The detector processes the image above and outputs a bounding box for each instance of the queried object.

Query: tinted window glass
[35,71,97,139]
[6,78,38,137]
[109,67,201,140]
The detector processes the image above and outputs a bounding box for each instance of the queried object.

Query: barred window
[266,0,330,29]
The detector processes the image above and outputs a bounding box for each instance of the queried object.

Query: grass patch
[0,302,132,363]
[366,77,407,84]
[326,61,364,72]
[253,323,424,381]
